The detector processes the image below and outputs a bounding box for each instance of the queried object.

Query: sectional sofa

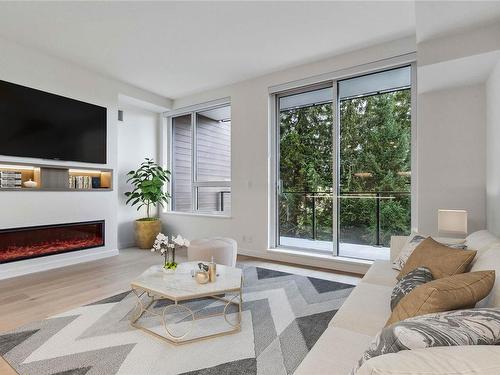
[295,230,500,374]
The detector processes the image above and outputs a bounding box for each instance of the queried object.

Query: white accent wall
[417,84,486,235]
[487,61,500,236]
[415,22,500,237]
[0,37,170,279]
[117,108,160,248]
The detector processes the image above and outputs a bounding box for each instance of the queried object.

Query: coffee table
[130,262,243,345]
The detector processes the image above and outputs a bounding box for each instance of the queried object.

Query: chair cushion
[387,271,495,325]
[356,346,500,375]
[397,237,476,280]
[354,308,500,373]
[390,266,433,311]
[471,245,500,307]
[187,237,237,267]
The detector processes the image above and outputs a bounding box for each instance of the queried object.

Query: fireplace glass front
[0,221,104,263]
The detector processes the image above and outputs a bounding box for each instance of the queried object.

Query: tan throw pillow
[386,270,495,326]
[397,237,476,280]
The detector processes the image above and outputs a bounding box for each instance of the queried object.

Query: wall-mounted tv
[0,79,107,164]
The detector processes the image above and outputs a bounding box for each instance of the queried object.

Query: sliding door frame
[272,82,337,254]
[269,54,417,256]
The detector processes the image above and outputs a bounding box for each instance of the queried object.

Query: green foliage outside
[279,89,411,247]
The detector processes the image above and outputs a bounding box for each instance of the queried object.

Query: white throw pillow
[392,233,466,271]
[392,233,426,271]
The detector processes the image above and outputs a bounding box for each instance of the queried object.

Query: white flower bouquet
[151,233,190,270]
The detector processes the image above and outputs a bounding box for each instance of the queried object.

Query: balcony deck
[279,236,390,261]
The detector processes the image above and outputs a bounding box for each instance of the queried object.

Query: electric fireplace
[0,220,104,263]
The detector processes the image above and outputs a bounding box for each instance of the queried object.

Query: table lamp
[438,209,467,238]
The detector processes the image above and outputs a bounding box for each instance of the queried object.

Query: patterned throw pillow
[392,233,467,271]
[392,234,427,271]
[352,308,500,374]
[390,267,433,311]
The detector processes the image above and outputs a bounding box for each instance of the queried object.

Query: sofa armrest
[390,236,408,262]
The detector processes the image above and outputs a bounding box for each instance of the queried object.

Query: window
[170,104,231,215]
[274,65,413,261]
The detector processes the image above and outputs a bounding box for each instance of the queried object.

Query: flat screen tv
[0,79,107,164]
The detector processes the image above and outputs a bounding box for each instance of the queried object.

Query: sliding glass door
[276,65,412,260]
[277,84,335,253]
[337,67,412,259]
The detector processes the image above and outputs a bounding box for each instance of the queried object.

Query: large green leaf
[123,158,171,217]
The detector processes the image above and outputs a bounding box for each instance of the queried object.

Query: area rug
[0,266,354,375]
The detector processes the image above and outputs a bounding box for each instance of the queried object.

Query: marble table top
[131,262,242,301]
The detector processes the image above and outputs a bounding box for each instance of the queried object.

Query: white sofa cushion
[294,326,372,375]
[465,230,500,257]
[330,281,392,336]
[361,260,398,287]
[471,244,500,307]
[357,346,500,375]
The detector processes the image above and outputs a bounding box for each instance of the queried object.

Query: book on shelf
[0,181,22,188]
[0,171,22,188]
[1,171,21,179]
[68,175,93,189]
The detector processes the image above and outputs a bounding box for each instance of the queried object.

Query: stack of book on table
[0,171,22,189]
[69,175,93,189]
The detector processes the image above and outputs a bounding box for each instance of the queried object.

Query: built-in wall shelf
[0,161,113,192]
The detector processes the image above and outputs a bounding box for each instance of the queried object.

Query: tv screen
[0,79,107,164]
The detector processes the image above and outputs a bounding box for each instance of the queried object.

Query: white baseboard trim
[238,247,371,275]
[0,248,119,280]
[118,242,136,250]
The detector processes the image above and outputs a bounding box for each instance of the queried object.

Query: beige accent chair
[187,237,237,267]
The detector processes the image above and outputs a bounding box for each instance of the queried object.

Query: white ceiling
[418,50,500,93]
[416,1,500,42]
[0,1,415,99]
[0,1,499,101]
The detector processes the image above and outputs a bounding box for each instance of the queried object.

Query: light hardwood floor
[0,248,361,375]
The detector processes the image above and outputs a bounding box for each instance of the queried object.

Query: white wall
[117,108,159,248]
[417,84,486,235]
[0,37,169,279]
[487,61,500,236]
[414,21,500,237]
[160,37,416,274]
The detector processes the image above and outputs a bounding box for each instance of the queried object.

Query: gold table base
[130,287,242,345]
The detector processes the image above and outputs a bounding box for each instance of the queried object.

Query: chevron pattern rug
[0,266,354,375]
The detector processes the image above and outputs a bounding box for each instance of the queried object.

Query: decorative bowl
[195,270,210,284]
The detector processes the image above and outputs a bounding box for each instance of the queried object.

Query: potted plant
[124,158,170,249]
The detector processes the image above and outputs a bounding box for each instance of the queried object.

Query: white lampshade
[438,209,468,237]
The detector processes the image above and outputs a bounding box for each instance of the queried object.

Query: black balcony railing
[279,191,411,247]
